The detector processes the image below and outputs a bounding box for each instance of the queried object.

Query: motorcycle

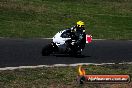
[42,30,92,56]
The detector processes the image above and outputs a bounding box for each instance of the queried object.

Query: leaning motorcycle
[42,30,92,56]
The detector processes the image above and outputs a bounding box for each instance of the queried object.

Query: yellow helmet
[76,21,84,28]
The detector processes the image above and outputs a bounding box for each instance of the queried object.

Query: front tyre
[42,44,53,56]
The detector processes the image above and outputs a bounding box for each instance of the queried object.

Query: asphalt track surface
[0,38,132,68]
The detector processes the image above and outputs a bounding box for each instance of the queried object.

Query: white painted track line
[0,62,132,70]
[42,38,107,40]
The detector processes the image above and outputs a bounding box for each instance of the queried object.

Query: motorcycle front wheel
[42,44,54,56]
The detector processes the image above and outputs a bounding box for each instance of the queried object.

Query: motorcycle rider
[69,21,86,46]
[53,21,86,53]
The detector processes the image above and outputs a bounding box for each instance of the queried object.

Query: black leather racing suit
[60,26,86,53]
[69,26,86,49]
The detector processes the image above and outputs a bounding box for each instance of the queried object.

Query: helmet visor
[77,25,84,28]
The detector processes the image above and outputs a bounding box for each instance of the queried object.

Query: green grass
[0,64,132,88]
[0,0,132,39]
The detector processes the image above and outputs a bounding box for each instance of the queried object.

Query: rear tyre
[69,44,82,57]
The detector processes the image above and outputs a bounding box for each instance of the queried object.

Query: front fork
[51,42,59,52]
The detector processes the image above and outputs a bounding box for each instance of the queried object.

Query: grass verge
[0,64,132,88]
[0,0,132,39]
